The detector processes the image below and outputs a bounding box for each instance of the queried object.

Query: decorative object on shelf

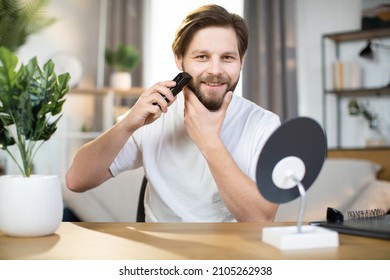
[358,40,390,87]
[359,40,390,59]
[332,60,345,90]
[361,3,390,30]
[348,99,387,147]
[0,47,71,237]
[105,44,140,89]
[0,0,57,52]
[348,99,377,126]
[332,60,363,90]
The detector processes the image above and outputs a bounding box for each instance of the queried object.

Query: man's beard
[186,74,239,111]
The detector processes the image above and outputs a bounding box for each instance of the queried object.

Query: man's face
[175,26,243,111]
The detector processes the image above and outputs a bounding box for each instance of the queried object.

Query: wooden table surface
[1,222,389,260]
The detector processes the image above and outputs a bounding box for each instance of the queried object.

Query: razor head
[170,72,192,96]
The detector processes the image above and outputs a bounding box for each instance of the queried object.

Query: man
[66,4,280,222]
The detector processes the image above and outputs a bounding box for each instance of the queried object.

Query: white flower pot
[110,71,132,89]
[0,175,63,237]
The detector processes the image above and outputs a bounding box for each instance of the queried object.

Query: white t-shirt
[110,94,280,222]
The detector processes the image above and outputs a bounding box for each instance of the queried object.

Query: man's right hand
[66,79,177,193]
[120,80,177,132]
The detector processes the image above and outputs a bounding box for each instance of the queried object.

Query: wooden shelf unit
[321,28,390,148]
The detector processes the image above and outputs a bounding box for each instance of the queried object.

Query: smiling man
[66,4,280,222]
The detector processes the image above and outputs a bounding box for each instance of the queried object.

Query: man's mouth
[205,82,224,87]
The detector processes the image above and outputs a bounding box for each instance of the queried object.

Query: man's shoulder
[230,94,279,120]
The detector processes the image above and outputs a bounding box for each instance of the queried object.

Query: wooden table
[1,222,389,260]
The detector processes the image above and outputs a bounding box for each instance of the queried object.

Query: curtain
[105,0,143,87]
[243,0,298,121]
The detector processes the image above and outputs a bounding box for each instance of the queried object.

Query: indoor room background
[1,0,389,221]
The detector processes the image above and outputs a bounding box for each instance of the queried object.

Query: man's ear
[174,54,183,70]
[240,54,246,70]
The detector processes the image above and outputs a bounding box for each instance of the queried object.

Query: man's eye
[223,56,236,61]
[195,55,208,60]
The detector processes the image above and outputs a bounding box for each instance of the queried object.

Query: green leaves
[0,47,70,176]
[105,44,140,72]
[0,0,57,52]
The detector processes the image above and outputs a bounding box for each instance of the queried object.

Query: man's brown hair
[172,4,248,61]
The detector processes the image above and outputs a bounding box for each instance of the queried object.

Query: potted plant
[348,99,387,147]
[105,43,140,89]
[0,47,71,237]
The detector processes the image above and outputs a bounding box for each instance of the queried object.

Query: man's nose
[207,58,223,75]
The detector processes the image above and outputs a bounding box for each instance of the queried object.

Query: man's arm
[183,90,278,222]
[198,140,278,222]
[66,80,177,192]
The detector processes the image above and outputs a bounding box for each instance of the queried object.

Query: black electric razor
[159,72,192,103]
[169,71,192,96]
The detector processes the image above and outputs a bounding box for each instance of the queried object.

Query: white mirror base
[262,225,339,250]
